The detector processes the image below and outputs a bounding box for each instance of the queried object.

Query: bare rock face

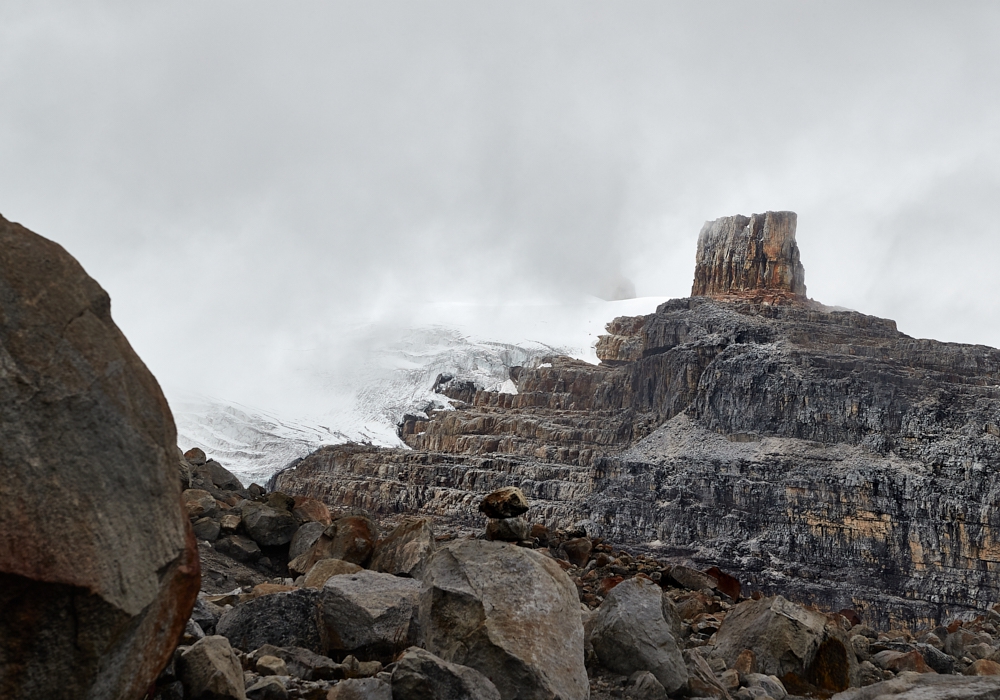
[0,214,200,698]
[275,211,1000,629]
[691,211,806,302]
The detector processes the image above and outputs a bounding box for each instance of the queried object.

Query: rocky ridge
[275,212,1000,630]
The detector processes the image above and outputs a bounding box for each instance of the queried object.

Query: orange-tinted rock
[882,650,933,674]
[184,447,208,466]
[0,214,199,698]
[293,496,332,525]
[705,566,741,601]
[965,659,1000,676]
[562,538,593,568]
[691,211,806,303]
[600,576,624,596]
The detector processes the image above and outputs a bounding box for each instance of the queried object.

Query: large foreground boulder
[589,577,688,694]
[419,540,588,700]
[831,671,1000,699]
[321,571,422,661]
[713,596,858,695]
[0,215,200,698]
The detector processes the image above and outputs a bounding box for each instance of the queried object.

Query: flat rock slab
[831,671,1000,699]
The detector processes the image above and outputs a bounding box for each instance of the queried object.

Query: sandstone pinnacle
[691,211,806,302]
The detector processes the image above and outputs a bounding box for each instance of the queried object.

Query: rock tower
[691,211,806,302]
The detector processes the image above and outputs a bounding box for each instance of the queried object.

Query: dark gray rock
[241,502,299,547]
[217,589,323,654]
[390,646,500,700]
[193,517,222,542]
[191,596,225,636]
[216,534,263,563]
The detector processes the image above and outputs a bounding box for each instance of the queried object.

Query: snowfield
[172,296,669,485]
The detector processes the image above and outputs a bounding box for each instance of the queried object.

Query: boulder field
[157,464,1000,699]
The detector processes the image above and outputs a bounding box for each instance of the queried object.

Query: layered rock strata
[276,211,1000,629]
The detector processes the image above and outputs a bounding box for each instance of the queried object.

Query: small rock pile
[159,457,1000,700]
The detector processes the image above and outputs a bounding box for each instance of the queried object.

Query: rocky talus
[276,212,1000,630]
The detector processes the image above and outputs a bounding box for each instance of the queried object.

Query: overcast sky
[2,2,999,407]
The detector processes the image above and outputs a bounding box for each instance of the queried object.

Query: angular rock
[179,635,246,700]
[485,516,530,542]
[185,489,220,519]
[256,655,288,676]
[216,534,263,563]
[964,659,1000,676]
[745,673,787,699]
[241,501,300,547]
[217,589,324,654]
[303,559,364,589]
[705,567,742,601]
[191,595,226,636]
[0,215,199,699]
[293,497,332,526]
[590,576,688,694]
[478,487,530,519]
[562,537,593,568]
[249,644,340,681]
[291,522,328,561]
[370,517,435,579]
[298,516,380,571]
[320,571,421,662]
[246,676,289,700]
[420,540,588,700]
[327,678,392,700]
[691,211,805,302]
[194,517,222,542]
[712,596,857,695]
[669,565,717,592]
[830,673,1000,699]
[625,671,668,700]
[390,646,500,700]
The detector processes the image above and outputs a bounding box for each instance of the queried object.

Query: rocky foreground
[161,448,1000,699]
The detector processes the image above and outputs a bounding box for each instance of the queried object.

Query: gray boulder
[328,678,393,700]
[370,517,436,579]
[485,517,530,542]
[590,577,688,694]
[830,672,1000,699]
[240,502,299,547]
[419,540,588,700]
[390,646,500,700]
[215,534,263,563]
[321,570,422,661]
[625,671,668,700]
[217,589,323,654]
[289,521,326,561]
[713,595,858,695]
[0,216,199,699]
[178,635,247,700]
[245,676,288,700]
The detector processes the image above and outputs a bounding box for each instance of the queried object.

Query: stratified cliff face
[692,211,806,302]
[276,211,1000,629]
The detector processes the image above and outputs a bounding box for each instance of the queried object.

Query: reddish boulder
[705,566,741,601]
[0,214,199,698]
[293,496,332,525]
[562,538,593,568]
